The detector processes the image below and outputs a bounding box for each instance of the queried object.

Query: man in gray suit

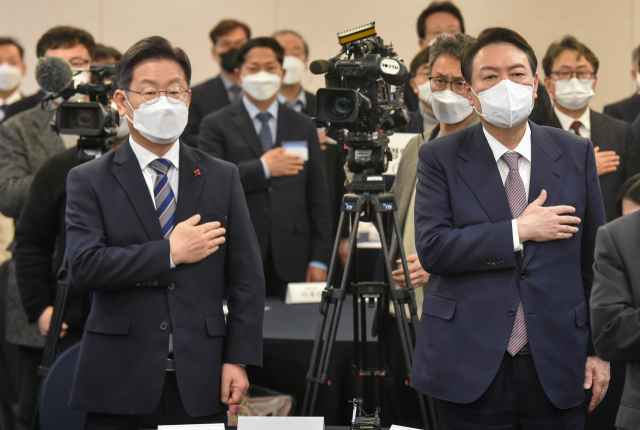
[591,175,640,430]
[0,26,94,430]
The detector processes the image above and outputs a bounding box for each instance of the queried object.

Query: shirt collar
[242,96,279,121]
[277,90,307,110]
[0,89,22,106]
[219,73,235,91]
[482,121,532,164]
[554,106,591,132]
[129,136,180,171]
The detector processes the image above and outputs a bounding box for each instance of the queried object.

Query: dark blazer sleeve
[0,118,34,217]
[602,103,618,120]
[591,225,640,362]
[415,143,516,275]
[66,167,173,292]
[198,113,269,193]
[182,99,203,148]
[223,164,265,366]
[623,123,640,179]
[304,120,332,266]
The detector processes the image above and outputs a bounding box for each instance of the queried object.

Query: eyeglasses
[549,70,595,82]
[125,86,190,104]
[429,77,466,95]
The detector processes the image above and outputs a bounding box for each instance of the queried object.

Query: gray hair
[429,33,476,70]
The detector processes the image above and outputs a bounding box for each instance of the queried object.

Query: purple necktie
[502,152,529,356]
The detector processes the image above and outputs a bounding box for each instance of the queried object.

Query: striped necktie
[257,112,273,153]
[150,158,176,239]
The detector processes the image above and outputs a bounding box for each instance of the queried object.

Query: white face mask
[471,79,534,128]
[430,90,474,124]
[635,72,640,90]
[417,80,432,105]
[124,93,188,144]
[0,63,23,92]
[116,116,130,139]
[282,56,306,86]
[553,77,594,110]
[242,71,282,101]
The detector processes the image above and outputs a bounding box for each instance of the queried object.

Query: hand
[317,129,330,151]
[169,215,226,265]
[306,266,327,282]
[392,254,430,289]
[516,190,581,242]
[338,238,349,268]
[262,148,304,177]
[221,363,249,405]
[594,147,620,176]
[37,306,68,339]
[584,355,610,413]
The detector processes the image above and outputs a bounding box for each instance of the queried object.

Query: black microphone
[310,59,333,75]
[35,56,73,93]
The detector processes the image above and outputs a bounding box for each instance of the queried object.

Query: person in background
[0,25,95,430]
[544,35,640,222]
[273,30,314,116]
[0,38,27,123]
[528,83,553,126]
[198,37,332,298]
[604,44,640,124]
[591,173,640,430]
[94,43,122,65]
[183,19,251,147]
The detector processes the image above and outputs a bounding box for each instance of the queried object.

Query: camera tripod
[301,185,438,430]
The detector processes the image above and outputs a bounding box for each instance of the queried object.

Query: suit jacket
[411,121,606,409]
[603,93,640,124]
[183,76,232,147]
[549,110,640,222]
[302,90,316,117]
[1,90,45,124]
[591,210,640,429]
[197,101,332,282]
[66,140,265,417]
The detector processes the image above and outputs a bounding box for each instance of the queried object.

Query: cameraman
[0,25,95,430]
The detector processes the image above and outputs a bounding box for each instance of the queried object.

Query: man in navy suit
[65,36,264,429]
[411,27,610,429]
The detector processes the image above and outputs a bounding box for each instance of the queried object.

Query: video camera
[311,22,410,193]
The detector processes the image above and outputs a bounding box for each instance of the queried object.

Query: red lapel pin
[194,169,201,178]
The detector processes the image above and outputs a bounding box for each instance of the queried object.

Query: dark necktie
[257,112,273,153]
[501,152,529,356]
[570,121,582,136]
[150,158,176,239]
[229,85,242,103]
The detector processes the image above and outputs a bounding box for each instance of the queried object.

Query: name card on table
[158,424,224,430]
[285,282,326,304]
[238,416,324,430]
[390,426,422,430]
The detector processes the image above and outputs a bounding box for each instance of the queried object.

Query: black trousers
[263,250,289,299]
[436,351,586,430]
[85,371,228,430]
[15,346,42,430]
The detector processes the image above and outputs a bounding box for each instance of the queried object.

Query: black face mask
[220,49,239,73]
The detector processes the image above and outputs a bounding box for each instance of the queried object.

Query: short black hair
[272,29,309,59]
[461,27,537,84]
[0,37,24,60]
[417,1,465,40]
[542,35,599,76]
[410,47,430,75]
[529,83,553,126]
[95,44,122,63]
[209,19,251,45]
[117,36,191,90]
[616,173,640,217]
[236,37,284,68]
[36,26,96,59]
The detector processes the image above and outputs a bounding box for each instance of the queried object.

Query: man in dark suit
[412,27,610,429]
[543,36,640,223]
[198,37,332,298]
[603,44,640,124]
[0,38,28,123]
[182,19,251,147]
[591,184,640,430]
[66,36,264,429]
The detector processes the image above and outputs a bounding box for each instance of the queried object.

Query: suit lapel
[112,140,164,241]
[276,104,295,148]
[212,76,231,106]
[589,110,607,149]
[174,143,204,225]
[457,124,512,223]
[230,102,263,158]
[522,122,564,269]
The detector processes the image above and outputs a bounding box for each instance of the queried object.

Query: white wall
[2,0,639,111]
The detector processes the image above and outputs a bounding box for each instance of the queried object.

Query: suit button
[507,309,516,316]
[168,283,175,291]
[520,272,527,279]
[141,282,147,287]
[153,281,158,286]
[136,283,141,288]
[160,322,168,330]
[486,262,491,268]
[499,261,505,267]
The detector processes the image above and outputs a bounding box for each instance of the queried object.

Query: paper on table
[387,133,419,175]
[390,425,422,430]
[238,416,324,430]
[158,424,225,430]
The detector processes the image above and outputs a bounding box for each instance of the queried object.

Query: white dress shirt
[482,123,532,251]
[554,106,591,138]
[277,90,307,113]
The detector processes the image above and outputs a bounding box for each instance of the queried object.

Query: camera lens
[71,109,97,129]
[327,94,354,120]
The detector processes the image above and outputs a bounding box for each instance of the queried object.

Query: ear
[20,62,27,76]
[184,88,192,108]
[418,38,428,50]
[631,69,637,82]
[281,68,287,83]
[409,77,419,95]
[113,90,129,117]
[543,76,554,95]
[234,68,241,82]
[211,46,221,64]
[533,73,539,103]
[464,82,475,107]
[592,75,598,92]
